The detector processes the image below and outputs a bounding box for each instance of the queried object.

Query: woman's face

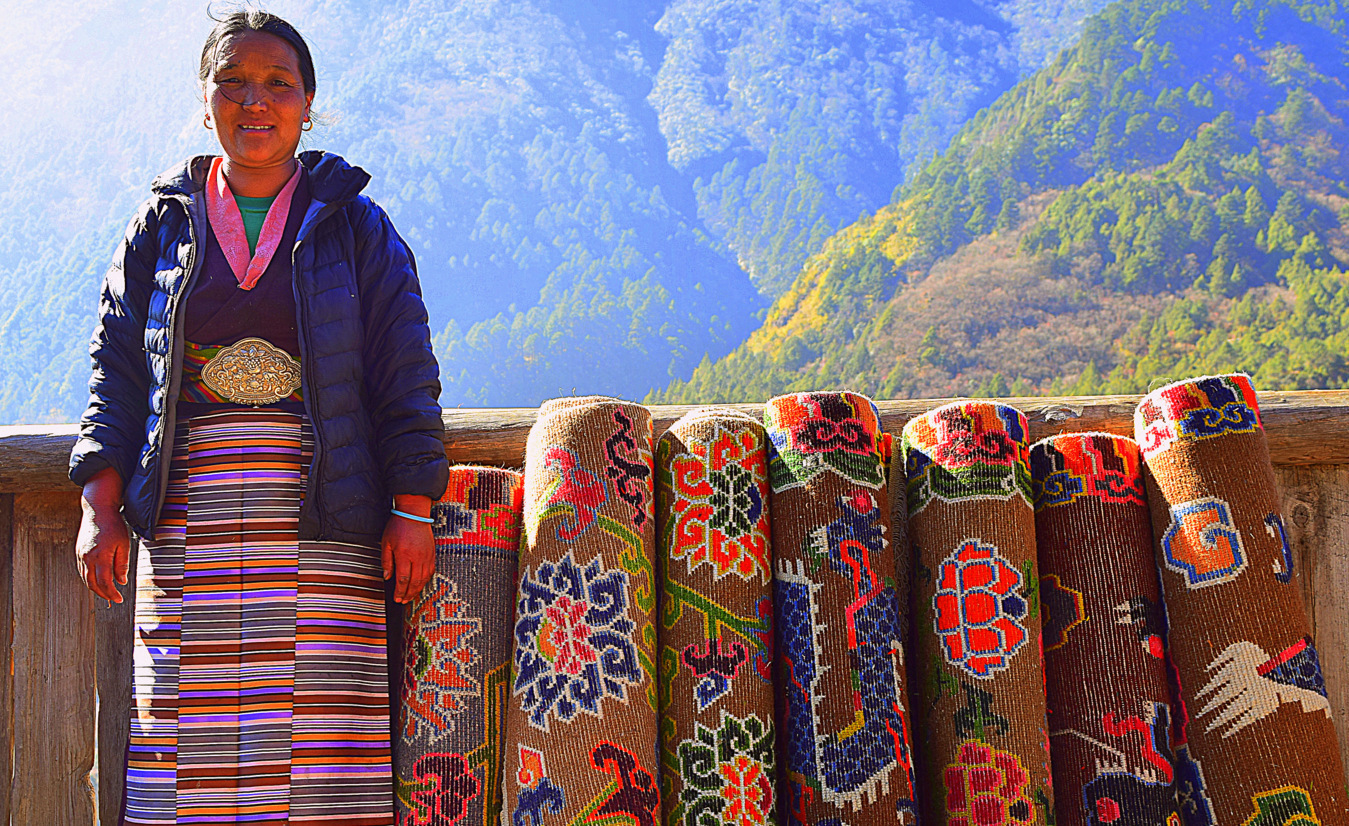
[204,31,313,174]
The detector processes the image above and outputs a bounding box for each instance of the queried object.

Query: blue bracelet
[391,508,434,524]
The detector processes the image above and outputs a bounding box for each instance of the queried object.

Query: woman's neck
[220,157,298,197]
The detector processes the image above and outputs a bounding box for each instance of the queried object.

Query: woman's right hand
[75,466,130,603]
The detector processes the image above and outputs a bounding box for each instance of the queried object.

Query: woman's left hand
[383,495,435,603]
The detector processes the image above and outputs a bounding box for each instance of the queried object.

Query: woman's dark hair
[199,9,316,95]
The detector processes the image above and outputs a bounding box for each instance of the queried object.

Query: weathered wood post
[11,491,95,824]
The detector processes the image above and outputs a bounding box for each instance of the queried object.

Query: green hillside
[650,0,1349,404]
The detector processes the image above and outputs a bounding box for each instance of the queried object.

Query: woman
[69,11,448,824]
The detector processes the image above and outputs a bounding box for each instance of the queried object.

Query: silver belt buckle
[200,337,302,406]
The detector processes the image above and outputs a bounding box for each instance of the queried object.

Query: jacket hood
[150,150,371,205]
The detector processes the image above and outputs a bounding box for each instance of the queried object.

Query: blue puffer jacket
[70,151,449,544]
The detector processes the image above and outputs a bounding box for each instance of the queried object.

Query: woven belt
[185,338,303,406]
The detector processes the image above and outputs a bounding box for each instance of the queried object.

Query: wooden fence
[1,391,1347,824]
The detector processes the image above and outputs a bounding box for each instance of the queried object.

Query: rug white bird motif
[1195,637,1330,738]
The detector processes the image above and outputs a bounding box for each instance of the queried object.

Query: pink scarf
[205,157,303,290]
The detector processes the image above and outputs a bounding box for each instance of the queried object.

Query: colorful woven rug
[1135,375,1349,825]
[656,407,777,826]
[395,466,524,826]
[1029,433,1178,826]
[765,391,918,824]
[502,397,661,826]
[900,401,1054,825]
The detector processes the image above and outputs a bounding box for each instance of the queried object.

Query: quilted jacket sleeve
[352,197,449,500]
[69,202,158,487]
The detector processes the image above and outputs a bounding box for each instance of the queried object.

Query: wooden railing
[2,391,1347,824]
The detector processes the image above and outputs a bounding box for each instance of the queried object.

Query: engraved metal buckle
[199,337,302,406]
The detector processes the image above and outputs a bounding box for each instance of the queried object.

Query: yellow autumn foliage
[744,200,922,355]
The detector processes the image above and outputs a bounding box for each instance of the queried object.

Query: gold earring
[203,113,212,130]
[302,117,313,132]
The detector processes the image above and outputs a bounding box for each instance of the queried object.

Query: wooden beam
[4,389,1349,491]
[0,423,80,492]
[11,492,96,825]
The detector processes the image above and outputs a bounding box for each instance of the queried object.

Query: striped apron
[124,410,394,824]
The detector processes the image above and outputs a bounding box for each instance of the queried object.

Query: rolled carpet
[901,400,1053,826]
[1030,433,1178,826]
[655,407,778,826]
[765,391,919,825]
[396,466,524,826]
[502,397,661,826]
[1135,374,1348,825]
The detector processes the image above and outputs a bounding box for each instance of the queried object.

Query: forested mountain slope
[651,0,1349,404]
[648,0,1112,296]
[430,0,1112,403]
[0,0,1106,422]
